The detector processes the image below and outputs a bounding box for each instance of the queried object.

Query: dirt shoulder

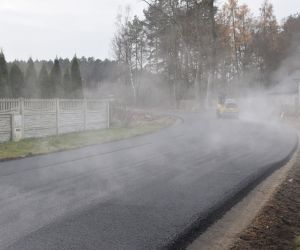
[230,152,300,250]
[230,120,300,250]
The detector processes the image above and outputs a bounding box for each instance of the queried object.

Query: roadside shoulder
[230,148,300,250]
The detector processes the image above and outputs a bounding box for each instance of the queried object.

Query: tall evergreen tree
[71,56,83,98]
[50,58,63,98]
[63,68,72,98]
[24,58,38,98]
[9,63,24,98]
[39,63,52,98]
[0,51,10,98]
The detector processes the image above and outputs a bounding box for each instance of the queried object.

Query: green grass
[0,122,172,161]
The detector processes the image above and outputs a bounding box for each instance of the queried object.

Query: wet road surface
[0,114,297,249]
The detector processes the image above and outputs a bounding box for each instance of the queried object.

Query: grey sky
[0,0,299,61]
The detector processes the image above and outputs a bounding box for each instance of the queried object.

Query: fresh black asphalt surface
[0,114,297,249]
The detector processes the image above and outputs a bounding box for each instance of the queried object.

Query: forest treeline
[0,54,119,99]
[112,0,300,105]
[0,0,299,105]
[0,55,81,99]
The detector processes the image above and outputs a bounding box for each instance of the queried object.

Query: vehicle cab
[217,97,239,118]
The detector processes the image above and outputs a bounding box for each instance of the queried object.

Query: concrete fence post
[56,99,60,135]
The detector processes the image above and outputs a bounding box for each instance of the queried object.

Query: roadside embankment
[230,147,300,249]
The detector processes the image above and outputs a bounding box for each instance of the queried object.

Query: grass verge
[0,115,175,161]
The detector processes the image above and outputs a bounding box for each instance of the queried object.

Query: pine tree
[0,51,10,98]
[39,64,52,98]
[9,63,24,98]
[24,58,38,98]
[70,56,83,99]
[50,59,63,98]
[63,68,72,98]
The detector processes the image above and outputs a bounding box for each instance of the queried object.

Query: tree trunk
[208,0,217,104]
[128,62,137,105]
[206,70,213,109]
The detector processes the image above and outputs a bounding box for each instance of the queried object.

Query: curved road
[0,114,297,249]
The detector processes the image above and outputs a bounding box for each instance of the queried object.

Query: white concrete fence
[0,98,110,142]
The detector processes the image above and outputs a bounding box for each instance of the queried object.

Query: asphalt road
[0,114,297,250]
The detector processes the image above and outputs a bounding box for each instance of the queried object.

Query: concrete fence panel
[0,99,20,113]
[0,114,11,142]
[23,99,57,138]
[0,98,110,142]
[59,100,85,134]
[86,100,108,130]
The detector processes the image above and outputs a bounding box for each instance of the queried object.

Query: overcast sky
[0,0,299,61]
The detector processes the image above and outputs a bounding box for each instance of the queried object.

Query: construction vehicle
[216,95,239,118]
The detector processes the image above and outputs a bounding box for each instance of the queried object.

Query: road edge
[164,128,299,250]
